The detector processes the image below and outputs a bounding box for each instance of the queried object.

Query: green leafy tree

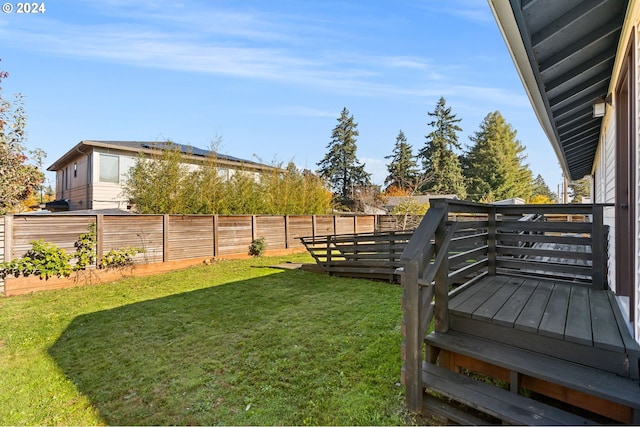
[124,142,189,214]
[417,97,466,198]
[462,111,533,202]
[569,175,592,203]
[0,66,44,214]
[384,130,419,191]
[262,161,332,214]
[317,107,371,203]
[531,174,557,203]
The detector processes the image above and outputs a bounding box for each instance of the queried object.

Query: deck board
[590,290,624,351]
[538,284,570,339]
[492,279,538,327]
[514,281,553,333]
[448,275,634,361]
[565,286,592,345]
[471,277,521,322]
[450,276,508,318]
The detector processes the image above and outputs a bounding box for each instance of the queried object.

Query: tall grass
[0,254,408,425]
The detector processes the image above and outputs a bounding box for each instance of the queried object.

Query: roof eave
[488,0,571,179]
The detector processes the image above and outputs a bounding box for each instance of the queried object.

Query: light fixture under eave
[593,100,606,118]
[593,94,612,118]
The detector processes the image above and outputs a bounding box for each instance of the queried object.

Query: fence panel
[255,216,287,250]
[335,216,355,234]
[315,216,335,236]
[168,216,214,261]
[356,215,375,233]
[287,216,314,248]
[11,215,94,258]
[217,216,253,255]
[103,215,164,263]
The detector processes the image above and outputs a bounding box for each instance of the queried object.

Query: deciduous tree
[0,65,44,214]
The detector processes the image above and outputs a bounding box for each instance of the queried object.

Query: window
[99,154,120,183]
[73,162,77,178]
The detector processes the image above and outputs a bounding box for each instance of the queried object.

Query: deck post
[434,202,450,333]
[402,258,423,412]
[487,205,497,276]
[591,205,606,290]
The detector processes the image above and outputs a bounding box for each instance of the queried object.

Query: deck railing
[400,200,610,411]
[299,230,414,281]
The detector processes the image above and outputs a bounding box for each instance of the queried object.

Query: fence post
[402,258,423,412]
[0,216,6,295]
[434,204,449,333]
[591,205,606,289]
[251,215,257,242]
[284,215,290,249]
[4,215,12,263]
[212,215,219,257]
[163,215,170,263]
[96,214,104,266]
[312,215,317,240]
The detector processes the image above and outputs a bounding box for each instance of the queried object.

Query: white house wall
[92,148,137,209]
[636,25,640,342]
[596,121,617,295]
[593,4,640,341]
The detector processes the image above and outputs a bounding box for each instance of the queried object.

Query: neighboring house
[46,140,277,211]
[490,0,638,340]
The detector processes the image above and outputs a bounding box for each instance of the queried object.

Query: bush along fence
[0,213,397,296]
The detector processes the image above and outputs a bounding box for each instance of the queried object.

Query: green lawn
[0,253,410,425]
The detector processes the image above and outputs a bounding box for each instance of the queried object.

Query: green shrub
[0,239,73,280]
[73,223,97,271]
[99,247,143,269]
[249,237,267,257]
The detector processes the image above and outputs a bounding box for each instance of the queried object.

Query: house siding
[636,26,640,341]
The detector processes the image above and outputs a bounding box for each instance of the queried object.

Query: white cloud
[361,157,387,187]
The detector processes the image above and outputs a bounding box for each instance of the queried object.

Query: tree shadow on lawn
[48,268,405,426]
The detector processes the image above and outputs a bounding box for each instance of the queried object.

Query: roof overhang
[47,140,280,173]
[488,0,628,180]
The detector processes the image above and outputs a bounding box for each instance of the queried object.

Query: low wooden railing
[299,230,414,281]
[400,200,611,412]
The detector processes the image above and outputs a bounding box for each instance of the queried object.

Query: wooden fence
[0,213,391,295]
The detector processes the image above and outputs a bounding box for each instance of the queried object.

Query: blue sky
[0,0,563,194]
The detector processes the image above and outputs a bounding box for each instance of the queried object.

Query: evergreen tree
[462,111,533,202]
[531,174,557,203]
[569,175,592,203]
[317,107,371,202]
[384,130,418,191]
[418,97,466,198]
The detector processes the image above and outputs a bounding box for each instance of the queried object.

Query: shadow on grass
[48,268,404,426]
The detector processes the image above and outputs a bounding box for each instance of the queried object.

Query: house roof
[489,0,628,180]
[47,140,277,172]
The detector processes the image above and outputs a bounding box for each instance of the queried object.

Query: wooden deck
[399,201,640,424]
[447,275,638,376]
[423,275,640,424]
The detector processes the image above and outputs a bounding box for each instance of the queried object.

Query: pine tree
[418,97,466,198]
[531,174,557,203]
[384,130,418,191]
[462,111,533,202]
[317,107,371,202]
[569,175,592,203]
